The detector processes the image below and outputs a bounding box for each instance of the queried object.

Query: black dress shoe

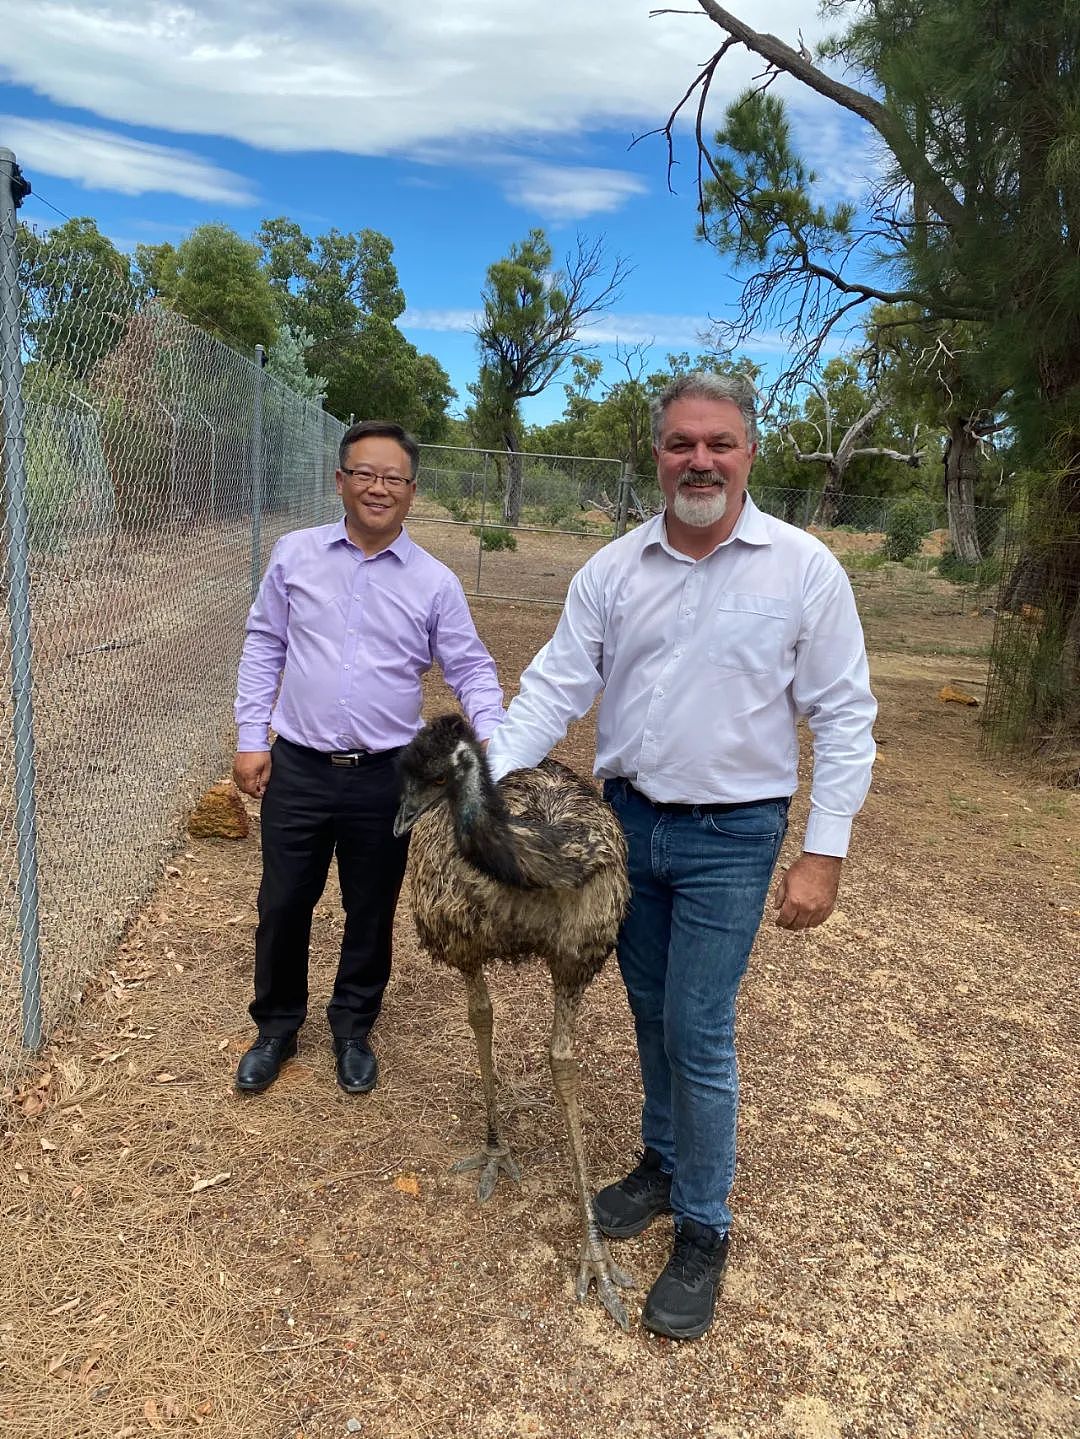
[334,1037,377,1093]
[235,1035,297,1092]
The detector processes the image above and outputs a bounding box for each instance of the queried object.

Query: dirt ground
[2,564,1078,1439]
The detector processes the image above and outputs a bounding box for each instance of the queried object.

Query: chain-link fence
[412,444,628,605]
[411,450,1005,610]
[1,159,344,1076]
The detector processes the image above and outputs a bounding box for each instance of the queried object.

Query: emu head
[393,714,483,837]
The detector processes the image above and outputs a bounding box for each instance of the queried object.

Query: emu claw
[575,1234,635,1331]
[452,1147,521,1201]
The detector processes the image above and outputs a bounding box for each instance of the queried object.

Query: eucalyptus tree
[474,229,629,523]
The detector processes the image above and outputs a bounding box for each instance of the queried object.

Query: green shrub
[443,494,479,522]
[883,497,935,562]
[841,550,889,573]
[471,524,517,552]
[542,501,572,526]
[937,548,1003,587]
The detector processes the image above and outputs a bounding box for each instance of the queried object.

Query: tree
[256,218,451,433]
[19,218,133,381]
[661,0,1080,745]
[266,324,327,405]
[782,358,927,527]
[135,224,279,354]
[863,306,1009,562]
[474,229,629,523]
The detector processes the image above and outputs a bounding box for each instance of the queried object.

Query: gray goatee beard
[672,474,728,528]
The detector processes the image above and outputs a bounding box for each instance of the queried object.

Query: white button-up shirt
[486,495,877,857]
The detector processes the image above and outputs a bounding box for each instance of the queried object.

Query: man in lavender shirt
[233,420,505,1094]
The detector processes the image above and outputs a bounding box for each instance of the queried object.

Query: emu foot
[452,1145,521,1202]
[576,1224,635,1331]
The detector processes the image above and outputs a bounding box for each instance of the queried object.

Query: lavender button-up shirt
[235,519,504,753]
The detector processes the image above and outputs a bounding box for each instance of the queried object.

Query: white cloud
[503,164,648,220]
[0,2,829,162]
[0,116,257,204]
[400,307,846,364]
[401,308,480,333]
[402,307,715,349]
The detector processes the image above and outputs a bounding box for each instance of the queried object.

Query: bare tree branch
[689,1,966,229]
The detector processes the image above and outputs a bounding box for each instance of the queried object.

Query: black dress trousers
[249,736,410,1040]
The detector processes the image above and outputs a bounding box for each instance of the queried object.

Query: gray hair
[650,371,759,448]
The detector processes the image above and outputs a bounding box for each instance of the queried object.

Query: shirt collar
[643,491,772,561]
[325,516,414,562]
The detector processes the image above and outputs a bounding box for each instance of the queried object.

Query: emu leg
[452,969,521,1201]
[550,984,633,1331]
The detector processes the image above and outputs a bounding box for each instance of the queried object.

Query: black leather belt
[629,783,788,815]
[276,736,401,767]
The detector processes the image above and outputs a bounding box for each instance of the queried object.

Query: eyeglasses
[339,466,415,493]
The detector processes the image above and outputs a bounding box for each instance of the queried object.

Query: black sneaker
[593,1147,673,1238]
[642,1218,730,1340]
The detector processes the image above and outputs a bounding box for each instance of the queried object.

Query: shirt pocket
[707,592,792,674]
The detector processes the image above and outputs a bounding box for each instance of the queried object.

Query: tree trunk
[502,427,524,526]
[813,461,843,528]
[943,414,982,563]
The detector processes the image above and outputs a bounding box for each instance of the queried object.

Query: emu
[393,713,633,1328]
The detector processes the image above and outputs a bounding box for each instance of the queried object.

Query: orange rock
[188,781,250,839]
[938,684,979,707]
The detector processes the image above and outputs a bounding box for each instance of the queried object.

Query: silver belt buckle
[330,750,367,766]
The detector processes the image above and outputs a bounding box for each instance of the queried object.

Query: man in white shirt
[485,372,876,1340]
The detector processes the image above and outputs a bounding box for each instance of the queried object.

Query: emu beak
[393,802,418,838]
[394,786,441,837]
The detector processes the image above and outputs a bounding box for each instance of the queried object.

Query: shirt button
[657,689,664,697]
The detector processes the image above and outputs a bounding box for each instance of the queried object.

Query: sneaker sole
[595,1202,673,1240]
[642,1308,714,1340]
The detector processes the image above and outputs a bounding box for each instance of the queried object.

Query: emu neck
[450,757,523,886]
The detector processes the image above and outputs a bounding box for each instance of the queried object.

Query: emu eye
[432,777,447,786]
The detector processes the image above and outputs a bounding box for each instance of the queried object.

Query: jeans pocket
[703,801,785,842]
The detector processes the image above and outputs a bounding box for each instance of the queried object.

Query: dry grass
[3,589,1078,1439]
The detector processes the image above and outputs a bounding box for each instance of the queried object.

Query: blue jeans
[603,779,789,1235]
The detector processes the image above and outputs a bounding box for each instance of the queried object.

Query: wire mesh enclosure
[0,202,344,1074]
[412,444,627,605]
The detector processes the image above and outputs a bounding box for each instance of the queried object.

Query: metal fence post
[476,450,490,594]
[0,149,44,1048]
[250,343,265,601]
[615,461,633,540]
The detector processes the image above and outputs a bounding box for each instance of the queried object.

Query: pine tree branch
[685,1,967,230]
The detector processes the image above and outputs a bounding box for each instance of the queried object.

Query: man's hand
[773,852,842,931]
[233,750,271,799]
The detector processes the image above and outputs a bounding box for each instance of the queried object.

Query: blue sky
[0,1,877,425]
